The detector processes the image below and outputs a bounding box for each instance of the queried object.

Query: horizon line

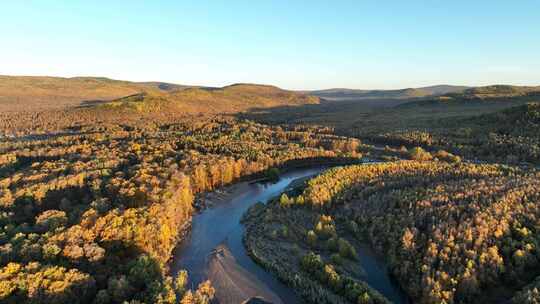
[1,73,539,92]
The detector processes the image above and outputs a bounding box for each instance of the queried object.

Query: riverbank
[192,156,366,211]
[243,208,352,303]
[194,180,253,210]
[168,161,410,304]
[169,167,327,303]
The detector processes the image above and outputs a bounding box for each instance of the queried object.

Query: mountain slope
[371,102,540,164]
[451,84,540,99]
[395,85,540,108]
[0,75,186,111]
[0,76,319,114]
[99,83,319,114]
[471,102,540,135]
[308,85,469,101]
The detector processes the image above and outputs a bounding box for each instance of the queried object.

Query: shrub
[347,220,359,235]
[315,215,336,239]
[338,238,357,260]
[279,194,292,207]
[330,253,343,265]
[175,270,188,295]
[265,168,280,182]
[324,264,343,292]
[306,230,318,247]
[434,150,461,163]
[280,225,289,238]
[326,237,339,252]
[35,210,68,232]
[301,252,324,272]
[408,147,432,161]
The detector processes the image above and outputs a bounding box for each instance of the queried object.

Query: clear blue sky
[2,1,539,90]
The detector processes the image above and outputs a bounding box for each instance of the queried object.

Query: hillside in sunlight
[0,75,189,111]
[455,85,540,99]
[0,81,320,135]
[98,83,319,114]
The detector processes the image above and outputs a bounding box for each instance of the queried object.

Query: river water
[170,167,409,304]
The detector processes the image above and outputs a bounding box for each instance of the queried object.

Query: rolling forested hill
[454,85,540,99]
[100,83,319,114]
[374,102,540,164]
[0,78,318,136]
[0,76,318,113]
[308,85,469,101]
[0,76,191,111]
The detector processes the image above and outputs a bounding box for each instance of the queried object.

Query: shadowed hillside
[308,85,469,101]
[239,91,540,165]
[455,85,540,99]
[396,85,540,108]
[475,101,540,129]
[366,102,540,164]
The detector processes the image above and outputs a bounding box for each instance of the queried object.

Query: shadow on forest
[11,183,92,226]
[0,155,68,179]
[78,99,110,108]
[236,98,405,126]
[236,96,535,138]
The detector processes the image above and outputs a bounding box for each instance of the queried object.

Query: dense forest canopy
[0,109,362,303]
[373,102,540,164]
[245,161,540,303]
[241,87,540,166]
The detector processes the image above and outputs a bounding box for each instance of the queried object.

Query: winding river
[170,167,409,304]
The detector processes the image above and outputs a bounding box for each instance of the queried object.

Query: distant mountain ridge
[0,75,191,111]
[1,75,538,113]
[452,84,540,98]
[0,76,320,112]
[307,85,470,100]
[395,85,540,108]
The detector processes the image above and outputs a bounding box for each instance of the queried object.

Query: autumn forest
[1,76,540,304]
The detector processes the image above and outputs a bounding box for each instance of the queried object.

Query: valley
[1,76,540,304]
[3,2,539,303]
